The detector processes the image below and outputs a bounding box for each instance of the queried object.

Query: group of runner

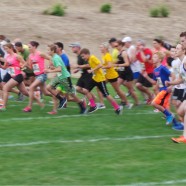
[1,31,186,143]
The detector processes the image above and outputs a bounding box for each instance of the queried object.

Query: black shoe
[88,106,98,113]
[115,106,123,115]
[58,97,67,109]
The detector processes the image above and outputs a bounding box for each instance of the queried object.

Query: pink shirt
[29,51,45,75]
[6,54,22,77]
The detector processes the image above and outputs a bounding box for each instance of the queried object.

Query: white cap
[122,36,132,43]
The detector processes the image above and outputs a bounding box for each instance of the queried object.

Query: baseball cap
[122,36,132,43]
[69,42,81,47]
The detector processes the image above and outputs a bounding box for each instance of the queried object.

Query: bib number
[157,77,164,88]
[32,64,40,73]
[8,67,15,76]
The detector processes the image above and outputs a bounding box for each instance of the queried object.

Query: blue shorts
[36,74,47,83]
[133,72,140,79]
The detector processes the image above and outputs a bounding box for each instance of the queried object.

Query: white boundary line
[0,135,173,148]
[125,179,186,186]
[0,111,159,122]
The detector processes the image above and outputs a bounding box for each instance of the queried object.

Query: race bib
[32,64,40,73]
[7,67,15,76]
[157,77,164,88]
[118,67,125,71]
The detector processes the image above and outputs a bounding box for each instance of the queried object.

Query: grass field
[0,82,186,186]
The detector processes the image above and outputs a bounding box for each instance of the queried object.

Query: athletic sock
[163,109,172,117]
[89,98,96,107]
[111,101,119,110]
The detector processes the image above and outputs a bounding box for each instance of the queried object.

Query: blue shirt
[153,65,171,91]
[60,53,70,67]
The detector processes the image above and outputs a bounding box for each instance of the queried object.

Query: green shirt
[20,47,30,61]
[52,54,70,79]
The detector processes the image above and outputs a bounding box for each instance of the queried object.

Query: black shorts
[76,73,93,90]
[108,77,118,83]
[23,67,35,79]
[172,88,185,101]
[87,79,109,97]
[3,73,11,83]
[0,71,2,83]
[118,71,133,82]
[13,74,24,84]
[137,73,153,88]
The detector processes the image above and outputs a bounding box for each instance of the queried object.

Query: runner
[45,44,86,114]
[80,48,123,114]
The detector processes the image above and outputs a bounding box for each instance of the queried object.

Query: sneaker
[154,109,160,113]
[120,102,126,106]
[16,92,24,101]
[58,97,67,109]
[172,123,184,131]
[171,136,186,143]
[126,103,133,109]
[47,111,57,115]
[146,98,152,105]
[88,106,98,113]
[114,95,120,99]
[79,101,87,114]
[115,106,123,115]
[126,92,131,97]
[166,115,174,125]
[97,103,106,109]
[23,106,32,112]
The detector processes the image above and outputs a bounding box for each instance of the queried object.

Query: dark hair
[153,39,164,46]
[15,42,23,47]
[180,32,186,38]
[80,48,90,55]
[108,38,117,43]
[0,35,6,40]
[116,40,125,46]
[167,57,174,67]
[55,42,64,50]
[29,41,39,48]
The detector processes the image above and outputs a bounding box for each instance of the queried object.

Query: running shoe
[81,98,87,108]
[166,115,174,125]
[171,136,186,143]
[120,102,126,106]
[115,106,123,115]
[97,103,106,109]
[126,103,133,109]
[23,106,32,112]
[172,123,184,131]
[16,92,24,101]
[47,111,57,115]
[58,97,67,109]
[154,109,160,113]
[114,95,120,99]
[126,92,131,97]
[88,106,98,113]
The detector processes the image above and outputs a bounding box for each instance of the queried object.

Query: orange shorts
[153,90,171,109]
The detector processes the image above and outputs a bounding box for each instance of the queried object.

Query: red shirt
[136,48,154,74]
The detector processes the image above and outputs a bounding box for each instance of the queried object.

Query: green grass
[0,81,185,185]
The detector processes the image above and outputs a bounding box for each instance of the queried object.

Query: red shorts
[153,90,171,109]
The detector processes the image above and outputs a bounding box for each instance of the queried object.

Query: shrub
[149,5,170,18]
[149,7,160,17]
[43,3,66,16]
[159,5,169,17]
[100,3,112,13]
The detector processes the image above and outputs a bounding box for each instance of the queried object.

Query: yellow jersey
[88,55,106,82]
[112,48,119,63]
[102,53,118,80]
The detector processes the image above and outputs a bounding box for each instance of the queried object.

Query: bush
[100,4,112,13]
[159,5,169,17]
[43,4,66,16]
[149,5,170,18]
[149,7,160,17]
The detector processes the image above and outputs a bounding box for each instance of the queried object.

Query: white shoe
[126,103,133,109]
[114,95,120,99]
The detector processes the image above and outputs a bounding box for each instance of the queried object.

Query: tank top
[29,51,45,75]
[179,56,186,84]
[6,53,22,77]
[117,50,133,74]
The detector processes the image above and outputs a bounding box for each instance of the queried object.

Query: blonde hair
[153,51,164,61]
